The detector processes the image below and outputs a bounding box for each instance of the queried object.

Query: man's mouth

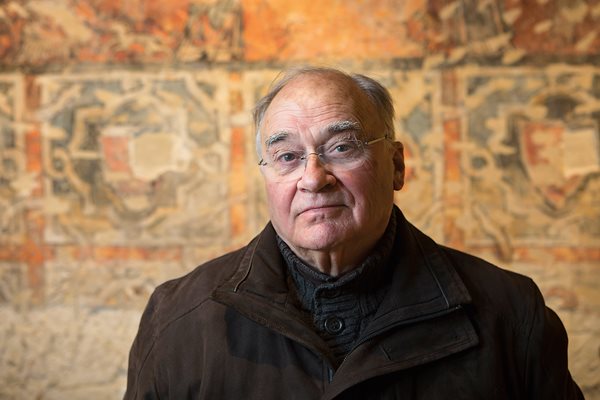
[298,204,344,215]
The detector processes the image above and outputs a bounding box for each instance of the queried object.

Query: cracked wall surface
[0,0,599,398]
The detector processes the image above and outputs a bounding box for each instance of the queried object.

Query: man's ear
[392,141,405,190]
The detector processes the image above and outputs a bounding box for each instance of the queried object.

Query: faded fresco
[38,71,232,245]
[0,0,599,398]
[459,67,600,250]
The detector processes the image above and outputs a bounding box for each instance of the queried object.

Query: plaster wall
[0,0,598,398]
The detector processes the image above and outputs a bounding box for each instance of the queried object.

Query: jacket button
[324,316,344,335]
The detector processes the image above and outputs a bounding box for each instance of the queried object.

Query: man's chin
[291,225,347,251]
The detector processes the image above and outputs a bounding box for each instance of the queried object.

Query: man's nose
[297,153,336,192]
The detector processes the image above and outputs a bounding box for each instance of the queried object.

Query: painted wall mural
[0,0,599,398]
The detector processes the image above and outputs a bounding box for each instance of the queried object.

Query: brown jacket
[125,211,583,399]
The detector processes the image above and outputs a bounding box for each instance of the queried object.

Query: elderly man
[125,67,583,399]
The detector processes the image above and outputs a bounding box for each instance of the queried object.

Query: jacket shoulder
[148,244,248,324]
[439,246,541,315]
[441,246,546,335]
[124,234,263,399]
[437,247,582,398]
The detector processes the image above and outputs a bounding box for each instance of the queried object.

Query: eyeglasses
[258,134,388,180]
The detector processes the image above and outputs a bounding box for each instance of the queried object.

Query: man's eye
[331,141,359,154]
[276,152,299,163]
[334,143,352,152]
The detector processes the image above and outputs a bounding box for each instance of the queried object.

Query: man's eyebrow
[326,120,361,135]
[264,131,290,148]
[264,121,360,148]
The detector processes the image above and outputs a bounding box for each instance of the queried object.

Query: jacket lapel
[212,223,336,364]
[324,216,479,398]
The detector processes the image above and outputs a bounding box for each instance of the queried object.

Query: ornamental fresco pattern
[0,0,243,67]
[0,75,26,243]
[37,71,232,245]
[459,67,600,253]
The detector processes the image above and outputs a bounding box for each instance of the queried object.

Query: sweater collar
[278,210,397,312]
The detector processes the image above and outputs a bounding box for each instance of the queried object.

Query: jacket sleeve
[522,282,584,399]
[124,287,166,400]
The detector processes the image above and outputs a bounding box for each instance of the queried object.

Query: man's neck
[284,244,371,276]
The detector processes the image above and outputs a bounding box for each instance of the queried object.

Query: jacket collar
[212,222,335,361]
[212,207,476,367]
[363,207,472,336]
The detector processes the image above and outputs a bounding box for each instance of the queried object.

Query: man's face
[259,72,404,262]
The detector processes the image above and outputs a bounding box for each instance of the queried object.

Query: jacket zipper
[327,367,334,383]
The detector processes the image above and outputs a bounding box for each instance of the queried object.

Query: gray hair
[253,66,395,158]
